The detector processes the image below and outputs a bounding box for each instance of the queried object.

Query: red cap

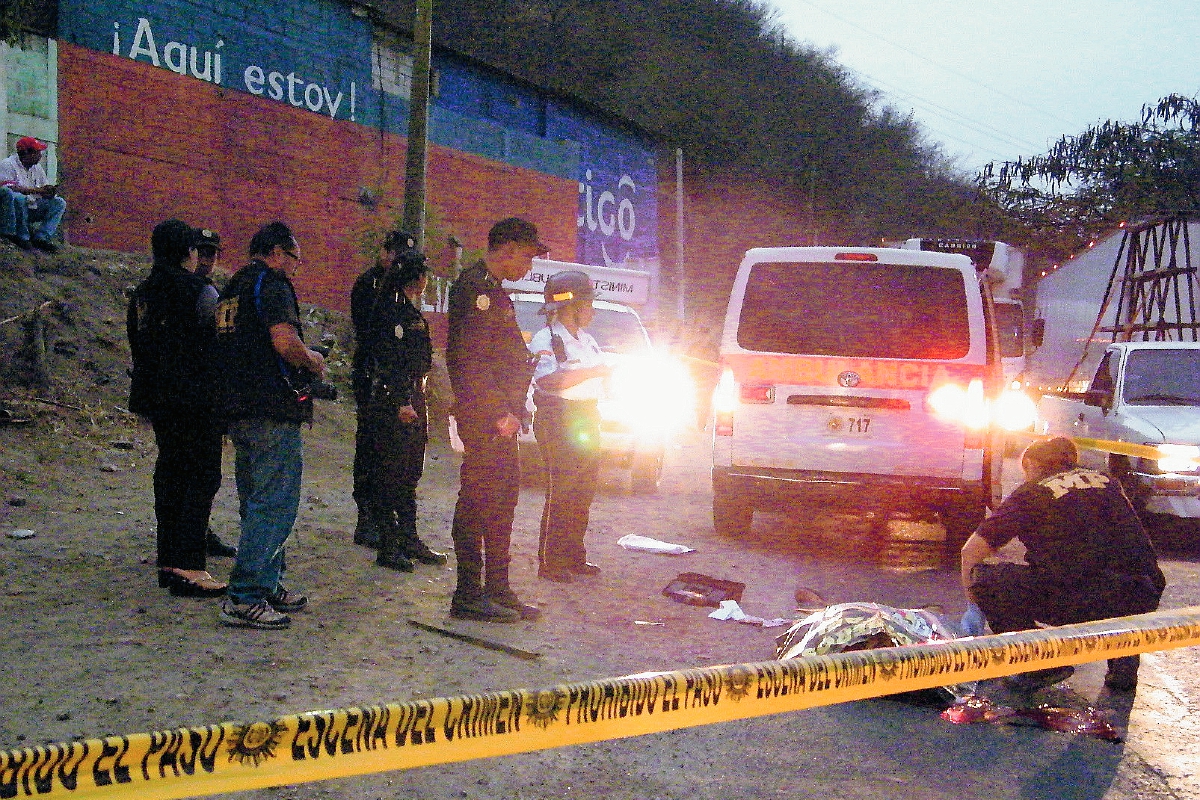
[15,137,46,152]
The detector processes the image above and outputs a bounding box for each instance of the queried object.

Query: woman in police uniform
[358,238,446,571]
[529,271,612,583]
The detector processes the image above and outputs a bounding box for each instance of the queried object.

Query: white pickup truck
[1035,342,1200,519]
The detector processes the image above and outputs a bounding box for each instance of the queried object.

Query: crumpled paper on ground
[707,600,789,628]
[617,534,695,554]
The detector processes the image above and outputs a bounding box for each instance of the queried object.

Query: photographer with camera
[212,222,325,629]
[353,232,446,573]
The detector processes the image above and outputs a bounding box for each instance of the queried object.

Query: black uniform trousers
[534,397,601,572]
[450,420,520,599]
[151,413,223,571]
[360,401,427,525]
[970,561,1163,673]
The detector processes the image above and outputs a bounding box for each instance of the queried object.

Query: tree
[0,0,41,45]
[979,94,1200,260]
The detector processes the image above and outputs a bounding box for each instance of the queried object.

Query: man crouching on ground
[961,436,1166,693]
[213,221,325,629]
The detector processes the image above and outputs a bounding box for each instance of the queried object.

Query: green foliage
[979,94,1200,260]
[432,0,972,243]
[0,0,38,46]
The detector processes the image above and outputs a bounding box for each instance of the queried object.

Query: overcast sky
[768,0,1200,175]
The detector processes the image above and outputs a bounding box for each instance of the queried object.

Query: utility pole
[401,0,433,248]
[675,147,686,326]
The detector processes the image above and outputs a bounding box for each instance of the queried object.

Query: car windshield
[512,298,650,353]
[1122,349,1200,405]
[737,261,971,359]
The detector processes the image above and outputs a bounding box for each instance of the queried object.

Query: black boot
[486,570,541,621]
[400,528,448,566]
[353,506,379,548]
[450,561,518,622]
[374,507,414,572]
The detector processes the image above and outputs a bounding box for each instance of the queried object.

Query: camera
[292,344,338,402]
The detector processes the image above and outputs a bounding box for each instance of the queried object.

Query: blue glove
[960,602,987,637]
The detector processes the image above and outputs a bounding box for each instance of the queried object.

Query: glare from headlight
[1156,443,1200,473]
[993,387,1038,432]
[602,353,696,435]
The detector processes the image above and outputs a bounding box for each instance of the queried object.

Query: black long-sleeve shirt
[445,261,533,428]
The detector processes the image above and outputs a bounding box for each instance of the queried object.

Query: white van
[711,246,1006,546]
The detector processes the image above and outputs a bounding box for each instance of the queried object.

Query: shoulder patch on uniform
[394,324,404,340]
[476,294,491,311]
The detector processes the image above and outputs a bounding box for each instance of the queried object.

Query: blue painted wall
[57,0,658,269]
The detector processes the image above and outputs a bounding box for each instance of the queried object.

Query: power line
[857,68,1044,154]
[788,0,1079,128]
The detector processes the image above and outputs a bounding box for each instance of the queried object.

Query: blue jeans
[0,187,66,242]
[227,417,303,605]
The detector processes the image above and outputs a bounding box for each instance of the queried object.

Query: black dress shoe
[569,562,601,576]
[537,567,572,583]
[206,531,238,558]
[4,234,31,251]
[30,238,58,254]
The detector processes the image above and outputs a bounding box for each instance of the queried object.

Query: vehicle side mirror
[1030,318,1045,349]
[1083,389,1112,409]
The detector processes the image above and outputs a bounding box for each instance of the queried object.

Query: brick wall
[57,43,577,312]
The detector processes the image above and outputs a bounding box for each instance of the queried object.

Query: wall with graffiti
[53,0,659,309]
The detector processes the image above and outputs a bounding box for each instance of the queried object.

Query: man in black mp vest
[212,221,326,630]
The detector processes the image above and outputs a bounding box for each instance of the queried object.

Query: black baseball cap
[192,228,221,251]
[487,217,549,254]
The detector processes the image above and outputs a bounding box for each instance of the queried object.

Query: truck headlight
[1155,443,1200,473]
[603,353,696,435]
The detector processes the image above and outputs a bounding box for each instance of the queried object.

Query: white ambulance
[710,246,1008,546]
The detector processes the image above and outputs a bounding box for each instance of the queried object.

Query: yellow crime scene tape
[4,607,1199,800]
[1070,436,1165,462]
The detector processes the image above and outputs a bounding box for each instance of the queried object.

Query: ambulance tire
[713,485,753,536]
[940,499,984,553]
[630,450,664,494]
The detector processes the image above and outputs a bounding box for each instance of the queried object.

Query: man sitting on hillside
[0,137,66,253]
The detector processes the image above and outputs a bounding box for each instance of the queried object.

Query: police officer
[351,230,411,548]
[191,226,238,560]
[961,436,1166,693]
[354,233,447,571]
[127,219,225,597]
[528,271,612,582]
[445,217,546,622]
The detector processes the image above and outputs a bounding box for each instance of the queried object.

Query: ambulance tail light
[739,384,775,403]
[927,378,989,445]
[713,368,738,437]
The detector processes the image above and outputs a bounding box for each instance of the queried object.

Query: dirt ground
[3,245,1199,800]
[0,245,807,799]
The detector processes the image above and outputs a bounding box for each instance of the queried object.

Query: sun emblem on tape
[837,371,860,388]
[227,720,286,766]
[723,666,753,701]
[827,417,843,432]
[527,689,567,729]
[476,294,491,311]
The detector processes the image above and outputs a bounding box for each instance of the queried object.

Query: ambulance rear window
[737,261,971,359]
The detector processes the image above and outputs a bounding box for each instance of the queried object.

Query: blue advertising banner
[549,103,658,272]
